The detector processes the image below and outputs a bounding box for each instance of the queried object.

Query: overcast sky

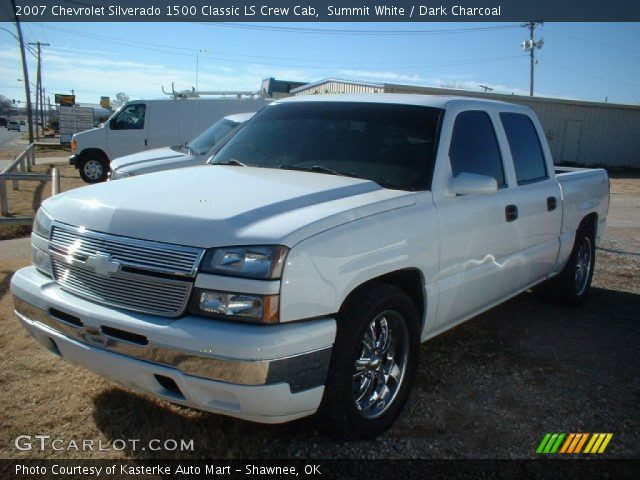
[1,22,639,105]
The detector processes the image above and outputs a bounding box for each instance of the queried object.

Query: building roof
[291,78,640,111]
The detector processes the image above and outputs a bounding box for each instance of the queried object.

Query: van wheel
[79,157,108,183]
[536,223,596,306]
[319,283,419,438]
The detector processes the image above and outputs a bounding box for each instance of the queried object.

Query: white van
[109,112,255,180]
[69,98,268,182]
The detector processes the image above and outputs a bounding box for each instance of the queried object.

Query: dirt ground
[0,163,85,241]
[0,176,638,459]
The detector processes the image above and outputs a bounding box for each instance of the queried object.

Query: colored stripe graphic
[559,433,575,453]
[574,433,589,453]
[536,433,552,453]
[598,434,613,453]
[538,433,613,454]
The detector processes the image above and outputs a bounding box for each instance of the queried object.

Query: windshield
[183,119,239,155]
[211,102,442,190]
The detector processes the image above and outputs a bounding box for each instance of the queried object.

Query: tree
[0,95,15,117]
[111,92,130,109]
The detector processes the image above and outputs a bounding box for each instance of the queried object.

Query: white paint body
[12,94,609,423]
[71,99,267,163]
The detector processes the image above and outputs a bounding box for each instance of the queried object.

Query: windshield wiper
[172,144,195,155]
[216,159,247,166]
[278,164,359,179]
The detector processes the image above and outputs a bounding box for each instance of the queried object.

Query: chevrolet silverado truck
[12,94,609,438]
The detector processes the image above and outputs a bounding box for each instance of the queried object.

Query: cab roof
[276,93,529,112]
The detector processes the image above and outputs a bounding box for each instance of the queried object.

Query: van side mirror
[449,173,498,195]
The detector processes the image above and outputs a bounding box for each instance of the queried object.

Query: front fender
[279,195,439,323]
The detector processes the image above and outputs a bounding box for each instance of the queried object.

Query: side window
[449,110,505,187]
[110,104,146,130]
[500,112,548,185]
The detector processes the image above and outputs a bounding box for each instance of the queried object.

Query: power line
[198,22,521,36]
[544,28,640,56]
[543,60,640,88]
[0,26,39,58]
[40,24,523,70]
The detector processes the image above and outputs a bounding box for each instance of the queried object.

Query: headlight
[199,245,288,280]
[190,289,280,324]
[110,169,132,180]
[33,208,53,239]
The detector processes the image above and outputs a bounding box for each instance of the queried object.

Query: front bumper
[69,154,78,167]
[11,266,336,423]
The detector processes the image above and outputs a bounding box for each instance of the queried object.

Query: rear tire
[318,283,420,438]
[79,156,108,183]
[536,222,596,306]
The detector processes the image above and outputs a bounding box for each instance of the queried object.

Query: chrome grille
[51,225,202,276]
[49,223,204,317]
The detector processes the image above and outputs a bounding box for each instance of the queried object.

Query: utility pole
[522,21,544,96]
[28,41,49,139]
[11,0,33,144]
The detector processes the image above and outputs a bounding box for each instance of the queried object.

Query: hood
[42,166,416,248]
[110,147,188,172]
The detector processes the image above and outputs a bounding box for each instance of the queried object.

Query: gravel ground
[1,176,638,460]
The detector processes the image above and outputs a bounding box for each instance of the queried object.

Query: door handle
[144,139,148,146]
[505,204,518,222]
[547,196,558,211]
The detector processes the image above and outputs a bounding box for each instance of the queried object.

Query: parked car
[12,94,609,438]
[0,117,7,127]
[7,121,20,131]
[109,112,254,180]
[70,98,268,183]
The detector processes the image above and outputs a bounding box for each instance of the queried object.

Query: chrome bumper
[14,296,331,393]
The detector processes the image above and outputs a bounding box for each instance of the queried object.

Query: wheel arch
[339,268,426,333]
[77,148,109,163]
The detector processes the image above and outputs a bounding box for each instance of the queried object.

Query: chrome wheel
[83,159,104,181]
[352,310,408,419]
[574,236,592,296]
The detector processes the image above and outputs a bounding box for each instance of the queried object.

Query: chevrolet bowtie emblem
[85,253,121,277]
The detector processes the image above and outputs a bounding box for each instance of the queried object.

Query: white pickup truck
[12,94,609,438]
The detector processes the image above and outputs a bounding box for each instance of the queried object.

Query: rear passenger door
[498,112,562,287]
[433,109,521,328]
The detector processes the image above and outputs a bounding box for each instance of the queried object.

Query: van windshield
[181,118,239,155]
[211,102,442,190]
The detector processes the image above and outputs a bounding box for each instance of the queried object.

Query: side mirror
[449,173,498,195]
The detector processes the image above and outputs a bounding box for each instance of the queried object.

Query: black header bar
[2,0,640,22]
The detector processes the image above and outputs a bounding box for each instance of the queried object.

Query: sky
[1,22,639,106]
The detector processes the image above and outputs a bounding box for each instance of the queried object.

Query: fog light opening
[154,374,185,400]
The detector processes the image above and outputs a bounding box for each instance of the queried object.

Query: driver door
[107,103,148,159]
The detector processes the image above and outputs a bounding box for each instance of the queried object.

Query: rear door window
[500,112,548,185]
[449,110,505,187]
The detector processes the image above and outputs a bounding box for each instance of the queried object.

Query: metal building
[291,79,640,168]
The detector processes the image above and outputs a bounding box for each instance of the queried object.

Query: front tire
[79,157,108,183]
[319,283,420,438]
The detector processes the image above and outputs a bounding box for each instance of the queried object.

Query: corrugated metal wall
[295,81,381,95]
[513,100,640,168]
[294,81,640,168]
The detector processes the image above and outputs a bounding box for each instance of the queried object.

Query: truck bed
[555,166,610,240]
